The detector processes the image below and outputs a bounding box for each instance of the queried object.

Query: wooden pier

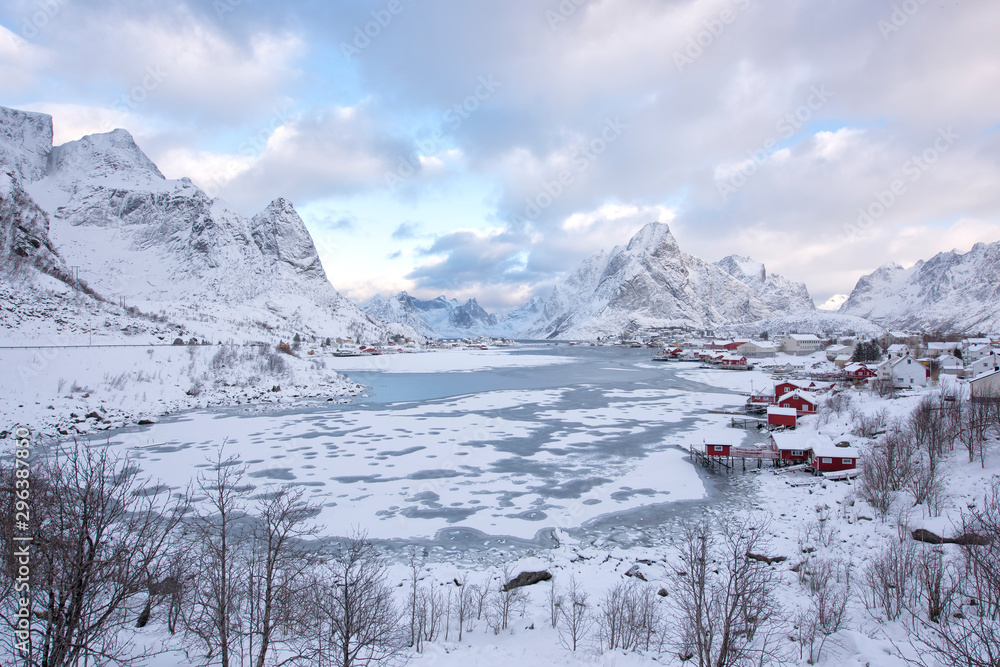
[689,443,780,473]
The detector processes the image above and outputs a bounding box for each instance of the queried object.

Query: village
[635,330,1000,481]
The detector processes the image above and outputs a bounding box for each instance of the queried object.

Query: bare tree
[0,443,188,667]
[558,575,591,652]
[547,578,562,630]
[181,451,251,667]
[919,480,1000,667]
[307,532,406,667]
[799,558,851,664]
[455,574,472,641]
[488,566,528,633]
[597,579,665,652]
[672,516,782,667]
[861,538,916,622]
[245,488,321,667]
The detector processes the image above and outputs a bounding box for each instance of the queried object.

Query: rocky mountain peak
[0,105,53,183]
[49,128,164,185]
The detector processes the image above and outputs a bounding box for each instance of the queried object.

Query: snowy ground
[6,345,999,666]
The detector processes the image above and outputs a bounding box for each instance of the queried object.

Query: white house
[971,352,1000,378]
[970,369,1000,400]
[783,334,822,355]
[965,343,994,363]
[926,342,960,358]
[880,354,928,388]
[826,344,853,361]
[886,343,910,359]
[937,354,965,376]
[738,341,780,358]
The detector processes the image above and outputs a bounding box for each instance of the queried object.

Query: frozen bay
[90,345,753,545]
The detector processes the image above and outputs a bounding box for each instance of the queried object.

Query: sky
[2,0,999,313]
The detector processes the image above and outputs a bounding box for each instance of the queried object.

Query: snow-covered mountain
[714,255,815,314]
[818,294,848,311]
[839,242,1000,332]
[363,292,500,339]
[517,222,816,339]
[0,104,411,343]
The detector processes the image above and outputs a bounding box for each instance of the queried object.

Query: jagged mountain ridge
[714,254,815,314]
[518,222,815,339]
[839,242,1000,332]
[363,292,500,339]
[0,104,411,342]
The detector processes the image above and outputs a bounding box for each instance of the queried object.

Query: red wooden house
[810,442,860,473]
[771,432,830,465]
[767,406,797,428]
[844,363,876,380]
[704,443,731,457]
[777,389,818,415]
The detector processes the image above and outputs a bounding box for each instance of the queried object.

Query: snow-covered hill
[840,241,1000,332]
[0,104,412,343]
[714,254,815,314]
[363,292,500,339]
[517,222,816,339]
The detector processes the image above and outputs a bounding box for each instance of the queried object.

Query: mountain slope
[520,222,807,339]
[0,104,410,342]
[714,255,815,314]
[840,243,1000,331]
[363,292,500,339]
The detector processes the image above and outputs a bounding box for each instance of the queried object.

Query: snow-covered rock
[518,222,812,339]
[714,254,815,314]
[0,106,52,183]
[363,292,500,339]
[840,242,1000,331]
[0,104,412,343]
[818,294,848,311]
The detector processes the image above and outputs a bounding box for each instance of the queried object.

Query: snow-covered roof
[787,334,821,342]
[778,389,818,404]
[767,406,797,417]
[887,344,909,352]
[812,441,861,459]
[927,342,959,351]
[770,431,832,452]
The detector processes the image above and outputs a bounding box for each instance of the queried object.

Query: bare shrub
[672,516,782,667]
[851,407,888,439]
[547,578,563,629]
[306,532,406,667]
[921,480,1000,667]
[558,575,592,652]
[861,538,916,621]
[798,558,851,664]
[597,578,665,652]
[0,444,188,667]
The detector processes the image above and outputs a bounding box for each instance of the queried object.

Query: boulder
[501,571,552,591]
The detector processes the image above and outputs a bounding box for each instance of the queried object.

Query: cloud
[391,221,421,239]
